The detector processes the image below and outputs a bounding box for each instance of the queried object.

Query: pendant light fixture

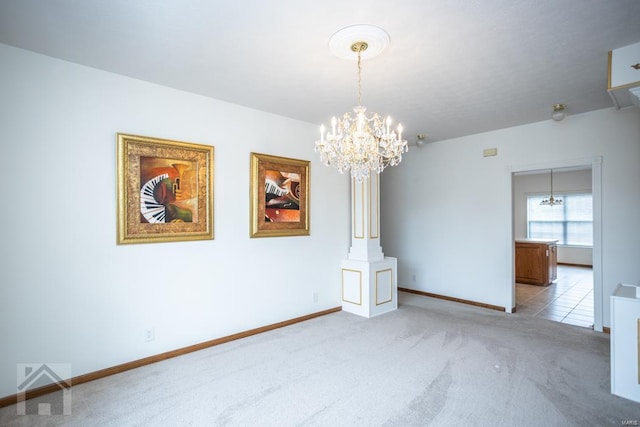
[551,104,566,121]
[540,169,563,206]
[315,25,408,182]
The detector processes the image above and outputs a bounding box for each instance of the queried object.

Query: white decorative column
[341,172,397,317]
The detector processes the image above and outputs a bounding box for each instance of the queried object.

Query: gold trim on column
[353,178,365,239]
[342,268,363,305]
[369,173,379,239]
[375,268,393,305]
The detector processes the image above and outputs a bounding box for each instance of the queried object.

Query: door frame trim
[506,156,602,331]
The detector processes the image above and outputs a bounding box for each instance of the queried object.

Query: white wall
[381,106,640,326]
[513,169,593,265]
[0,44,350,398]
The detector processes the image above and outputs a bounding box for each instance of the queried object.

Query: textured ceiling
[1,0,640,144]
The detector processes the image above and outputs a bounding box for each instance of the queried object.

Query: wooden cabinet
[515,240,558,286]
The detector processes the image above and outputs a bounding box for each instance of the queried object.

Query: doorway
[507,157,602,332]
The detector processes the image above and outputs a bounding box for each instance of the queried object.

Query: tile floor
[515,264,594,328]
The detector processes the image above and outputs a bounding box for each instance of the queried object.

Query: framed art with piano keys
[117,133,214,244]
[250,152,310,238]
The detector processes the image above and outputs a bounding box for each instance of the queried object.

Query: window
[527,193,593,246]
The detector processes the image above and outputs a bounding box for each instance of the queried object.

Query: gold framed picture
[117,133,214,244]
[250,152,310,238]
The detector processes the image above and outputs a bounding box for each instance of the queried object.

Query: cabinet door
[515,243,546,285]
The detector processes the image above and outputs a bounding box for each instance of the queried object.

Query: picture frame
[117,133,214,244]
[250,152,310,238]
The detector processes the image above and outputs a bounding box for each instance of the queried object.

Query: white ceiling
[1,0,640,144]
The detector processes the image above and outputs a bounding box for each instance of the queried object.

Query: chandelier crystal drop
[315,40,408,182]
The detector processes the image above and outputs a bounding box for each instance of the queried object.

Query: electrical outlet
[313,292,319,303]
[412,274,417,283]
[144,328,155,342]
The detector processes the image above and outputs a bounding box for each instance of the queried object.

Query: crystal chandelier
[540,169,563,206]
[315,31,407,182]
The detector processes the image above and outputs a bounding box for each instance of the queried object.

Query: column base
[341,257,398,318]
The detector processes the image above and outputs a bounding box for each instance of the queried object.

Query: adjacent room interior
[513,167,595,327]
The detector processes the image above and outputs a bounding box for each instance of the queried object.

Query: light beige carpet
[2,292,639,426]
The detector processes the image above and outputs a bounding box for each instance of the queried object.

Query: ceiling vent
[607,41,640,109]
